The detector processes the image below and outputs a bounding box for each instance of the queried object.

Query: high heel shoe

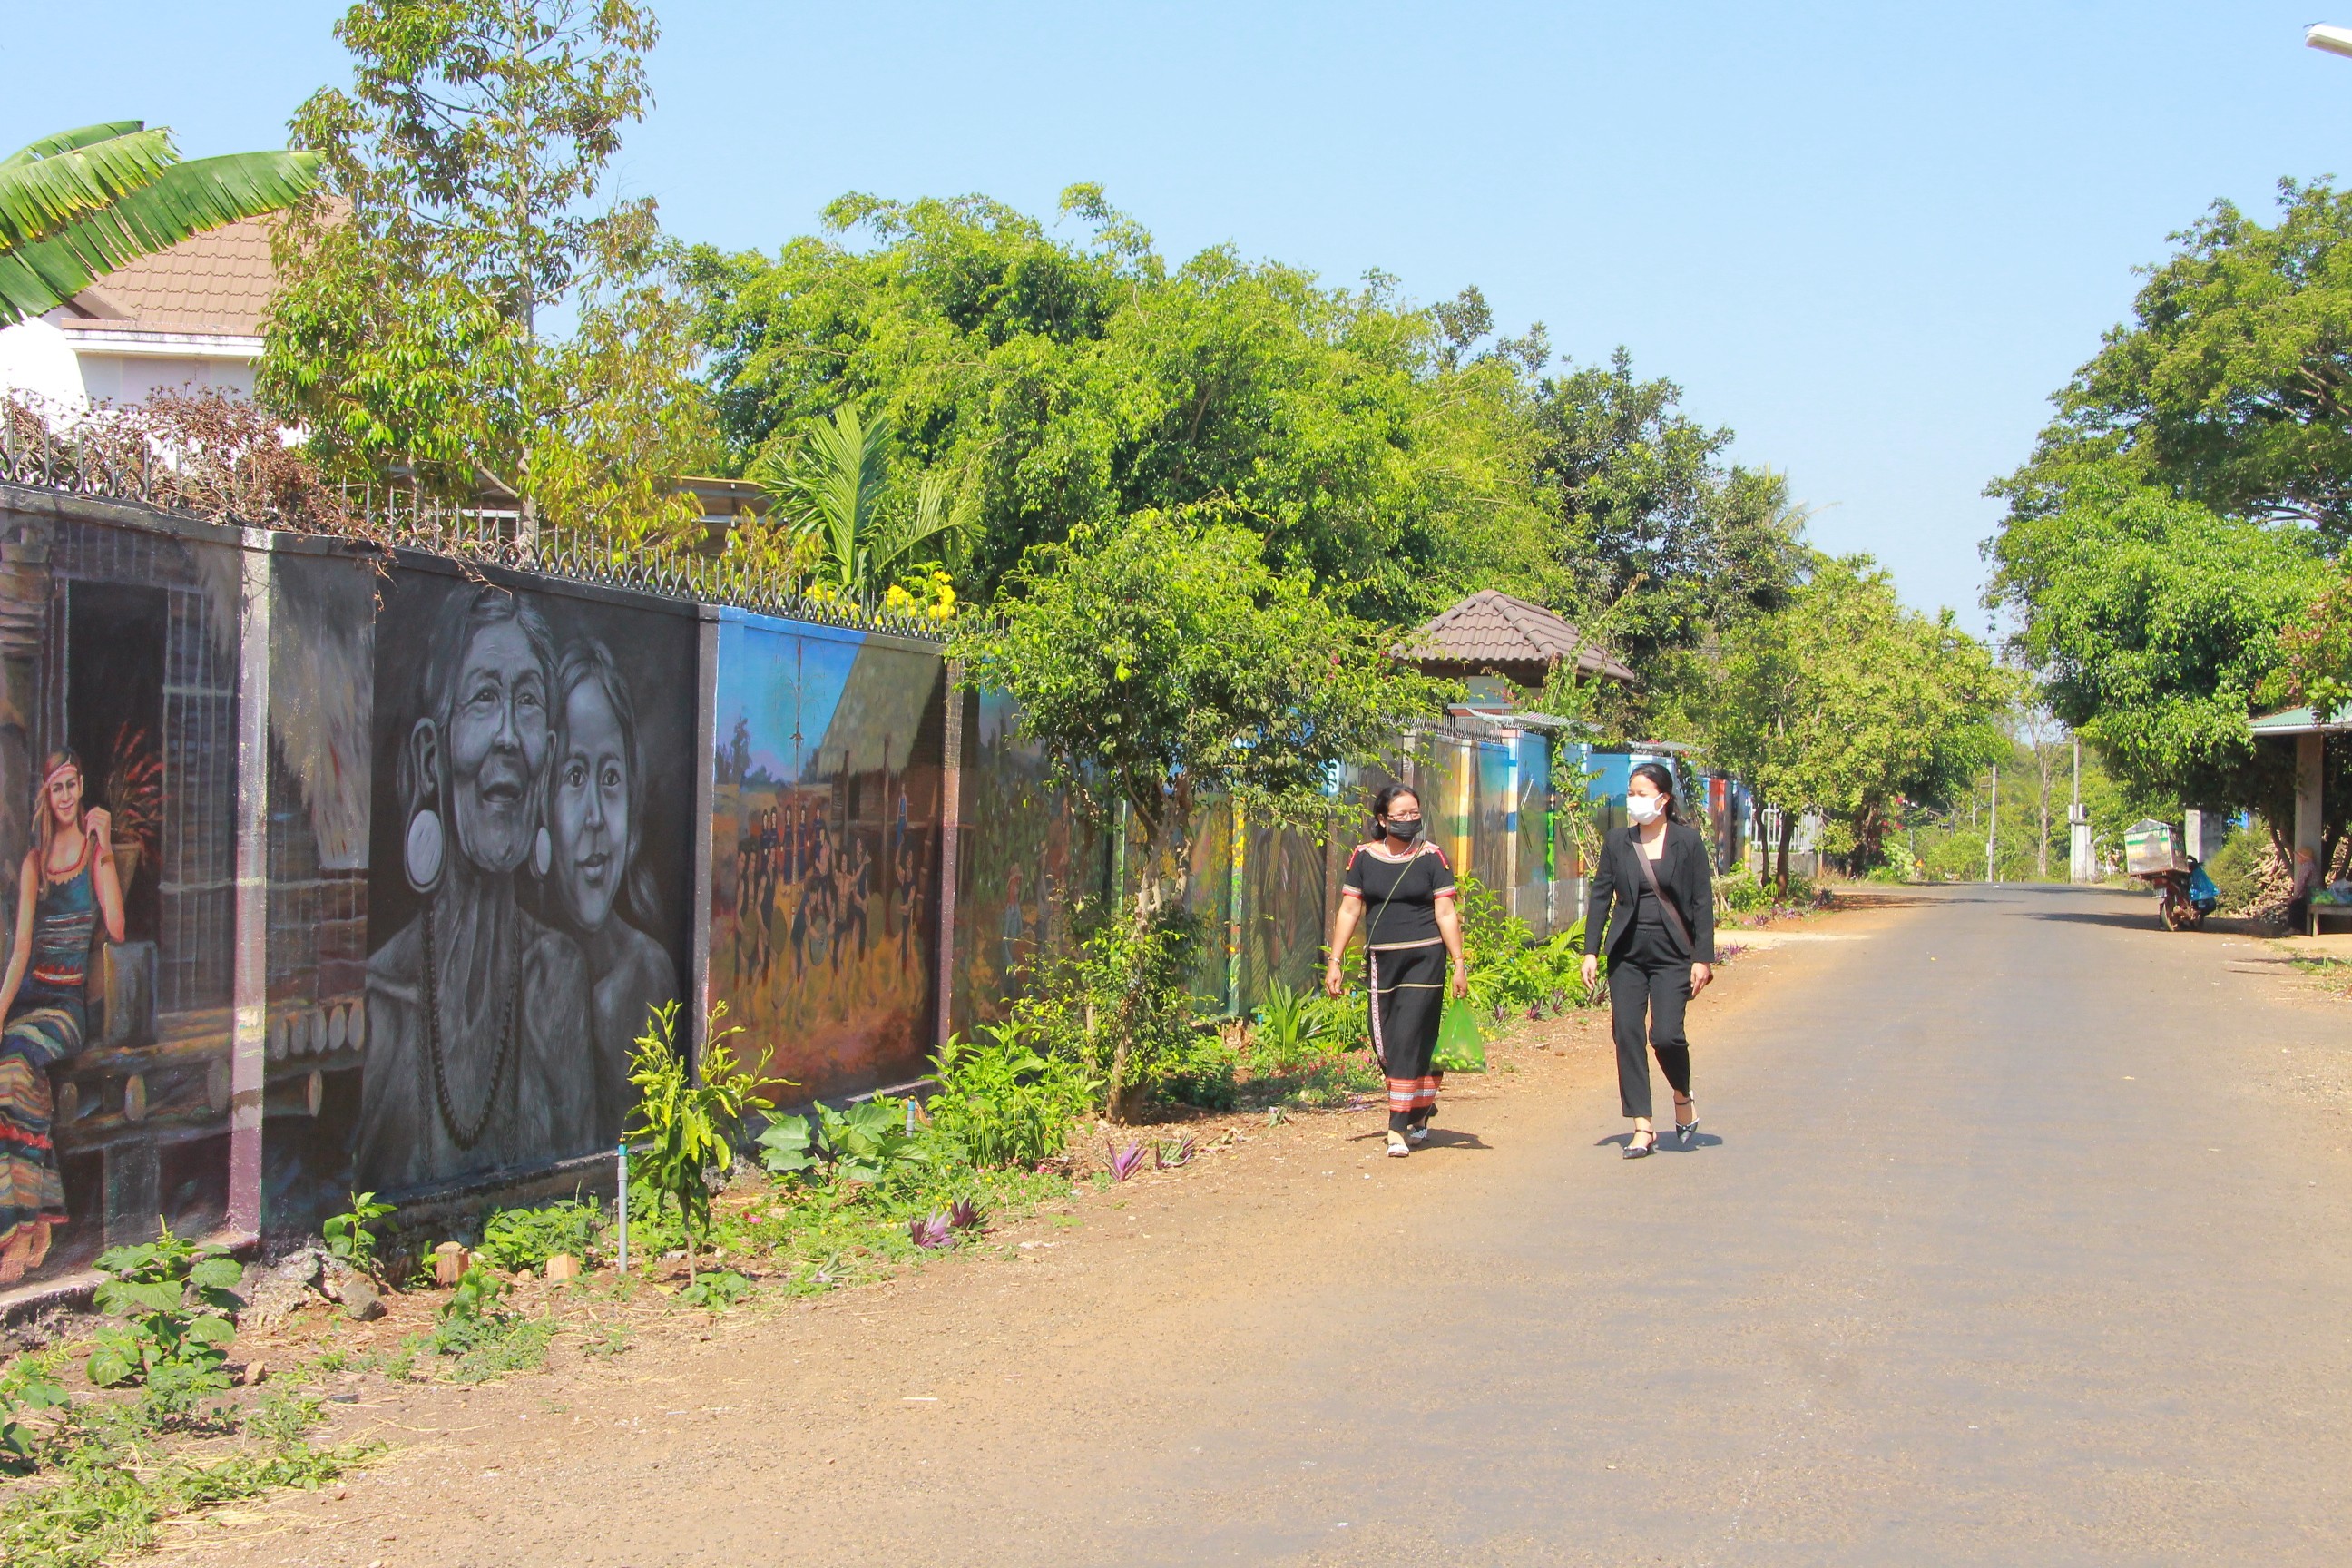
[1673,1099,1699,1148]
[1622,1130,1656,1159]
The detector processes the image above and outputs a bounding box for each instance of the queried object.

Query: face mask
[1383,817,1424,843]
[1626,794,1664,826]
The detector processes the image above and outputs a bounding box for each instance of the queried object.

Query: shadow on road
[2029,909,2175,932]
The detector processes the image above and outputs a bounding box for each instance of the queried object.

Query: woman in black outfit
[1324,785,1469,1158]
[1580,762,1715,1158]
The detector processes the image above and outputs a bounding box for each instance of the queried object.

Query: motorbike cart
[2124,820,2217,932]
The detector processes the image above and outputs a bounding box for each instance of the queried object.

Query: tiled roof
[1413,590,1635,683]
[54,219,278,338]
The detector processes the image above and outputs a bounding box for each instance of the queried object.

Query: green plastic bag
[1434,996,1486,1073]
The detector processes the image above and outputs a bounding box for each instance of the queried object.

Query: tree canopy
[1708,554,2008,880]
[260,0,711,543]
[1989,180,2352,837]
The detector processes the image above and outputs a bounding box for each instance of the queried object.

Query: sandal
[1622,1130,1656,1159]
[1387,1132,1411,1158]
[1673,1097,1699,1148]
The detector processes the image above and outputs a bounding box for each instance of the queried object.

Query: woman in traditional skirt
[0,750,124,1285]
[1324,785,1468,1157]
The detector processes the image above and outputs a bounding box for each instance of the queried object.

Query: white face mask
[1626,793,1665,826]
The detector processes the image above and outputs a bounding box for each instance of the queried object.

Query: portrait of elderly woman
[358,585,592,1191]
[549,638,679,1143]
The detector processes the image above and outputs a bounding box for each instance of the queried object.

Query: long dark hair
[1628,760,1681,823]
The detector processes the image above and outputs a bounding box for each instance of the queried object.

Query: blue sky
[14,3,2352,617]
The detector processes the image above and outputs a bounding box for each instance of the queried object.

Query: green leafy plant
[676,1269,753,1308]
[1250,980,1327,1069]
[813,1099,919,1184]
[755,1112,819,1177]
[922,1024,1097,1170]
[0,1354,66,1464]
[320,1191,395,1277]
[476,1197,603,1273]
[85,1223,241,1412]
[627,999,773,1279]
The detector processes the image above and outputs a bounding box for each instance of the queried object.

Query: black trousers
[1607,928,1692,1120]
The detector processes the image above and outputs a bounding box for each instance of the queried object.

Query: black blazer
[1583,821,1716,964]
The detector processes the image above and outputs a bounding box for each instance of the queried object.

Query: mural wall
[0,484,1651,1306]
[708,613,946,1105]
[351,565,696,1200]
[0,511,240,1291]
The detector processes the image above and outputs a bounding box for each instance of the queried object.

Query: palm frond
[0,126,177,250]
[0,149,318,327]
[867,466,978,580]
[1,122,149,168]
[750,406,893,590]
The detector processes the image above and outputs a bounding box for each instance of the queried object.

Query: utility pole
[2068,736,2093,883]
[1986,762,2000,885]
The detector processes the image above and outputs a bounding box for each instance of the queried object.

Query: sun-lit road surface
[180,884,2352,1567]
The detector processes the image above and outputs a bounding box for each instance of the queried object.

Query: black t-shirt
[1342,843,1457,947]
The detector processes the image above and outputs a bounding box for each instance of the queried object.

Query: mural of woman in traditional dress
[0,751,125,1284]
[358,585,592,1191]
[547,638,678,1144]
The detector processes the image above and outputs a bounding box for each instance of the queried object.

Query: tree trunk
[1775,808,1794,892]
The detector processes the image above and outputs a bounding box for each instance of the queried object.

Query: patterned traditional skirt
[0,999,84,1249]
[1367,942,1447,1124]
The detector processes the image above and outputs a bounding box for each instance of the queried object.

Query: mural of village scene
[350,569,696,1200]
[0,515,240,1289]
[709,617,946,1105]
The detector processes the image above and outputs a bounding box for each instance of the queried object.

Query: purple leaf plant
[907,1211,954,1250]
[948,1196,984,1231]
[1154,1135,1197,1170]
[1107,1141,1148,1182]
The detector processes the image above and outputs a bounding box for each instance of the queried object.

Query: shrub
[922,1024,1097,1170]
[627,1000,771,1278]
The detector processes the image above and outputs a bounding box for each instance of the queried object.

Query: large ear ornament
[404,720,446,894]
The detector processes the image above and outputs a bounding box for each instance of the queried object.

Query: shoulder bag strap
[1631,833,1694,954]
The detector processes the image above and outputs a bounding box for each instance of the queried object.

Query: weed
[85,1223,241,1416]
[477,1196,603,1272]
[0,1353,65,1465]
[428,1261,551,1378]
[676,1271,753,1309]
[584,1325,632,1359]
[320,1191,395,1277]
[1250,981,1327,1068]
[447,1321,554,1383]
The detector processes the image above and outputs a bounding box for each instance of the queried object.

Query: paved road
[188,885,2352,1566]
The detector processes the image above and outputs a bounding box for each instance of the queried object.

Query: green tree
[1984,463,2337,848]
[954,509,1447,1112]
[260,0,711,544]
[2008,180,2352,542]
[690,188,1557,620]
[1,122,317,328]
[1708,554,2009,883]
[1527,351,1810,734]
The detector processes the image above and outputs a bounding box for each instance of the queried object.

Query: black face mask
[1383,818,1424,843]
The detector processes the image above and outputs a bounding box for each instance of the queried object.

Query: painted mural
[948,689,1111,1036]
[355,568,695,1198]
[260,550,376,1240]
[708,614,946,1105]
[0,515,239,1290]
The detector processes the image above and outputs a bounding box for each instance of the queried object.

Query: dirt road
[167,885,2352,1565]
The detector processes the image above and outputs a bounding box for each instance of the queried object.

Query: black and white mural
[355,570,693,1195]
